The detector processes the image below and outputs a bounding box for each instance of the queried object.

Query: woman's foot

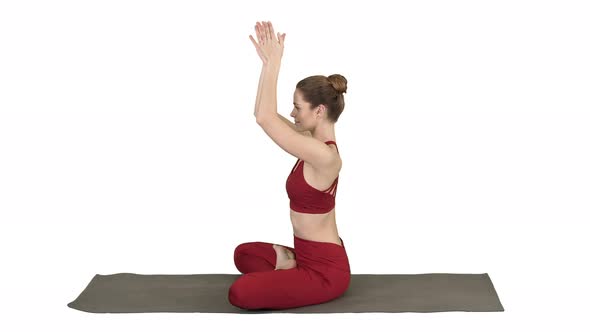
[273,244,297,270]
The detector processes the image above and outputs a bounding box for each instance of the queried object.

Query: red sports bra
[285,141,339,214]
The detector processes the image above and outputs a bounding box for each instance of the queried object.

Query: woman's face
[290,89,313,131]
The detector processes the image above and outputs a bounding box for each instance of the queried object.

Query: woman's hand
[249,21,286,66]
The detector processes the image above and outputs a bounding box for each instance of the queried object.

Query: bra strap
[324,141,339,153]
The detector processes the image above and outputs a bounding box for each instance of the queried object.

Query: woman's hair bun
[328,74,347,94]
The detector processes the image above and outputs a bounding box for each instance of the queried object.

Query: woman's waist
[290,210,340,245]
[290,209,335,231]
[290,207,335,221]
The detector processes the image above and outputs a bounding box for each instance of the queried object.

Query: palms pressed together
[248,21,286,65]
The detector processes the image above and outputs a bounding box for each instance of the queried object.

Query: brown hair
[296,74,347,123]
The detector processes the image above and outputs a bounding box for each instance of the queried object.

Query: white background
[1,0,589,330]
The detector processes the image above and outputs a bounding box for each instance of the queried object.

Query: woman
[228,21,350,310]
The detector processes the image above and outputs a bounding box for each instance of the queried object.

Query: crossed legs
[229,239,350,310]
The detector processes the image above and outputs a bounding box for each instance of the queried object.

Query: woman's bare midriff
[291,208,342,246]
[290,145,343,247]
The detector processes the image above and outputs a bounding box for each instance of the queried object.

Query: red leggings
[228,235,351,310]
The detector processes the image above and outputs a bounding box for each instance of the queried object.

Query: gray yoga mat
[68,273,503,313]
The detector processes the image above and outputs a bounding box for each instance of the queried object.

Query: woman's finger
[249,34,258,48]
[277,32,285,46]
[268,21,275,41]
[255,22,262,43]
[264,21,271,41]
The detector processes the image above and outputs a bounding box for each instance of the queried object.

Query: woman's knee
[228,276,260,309]
[233,242,270,264]
[235,241,274,252]
[234,242,259,257]
[228,282,247,309]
